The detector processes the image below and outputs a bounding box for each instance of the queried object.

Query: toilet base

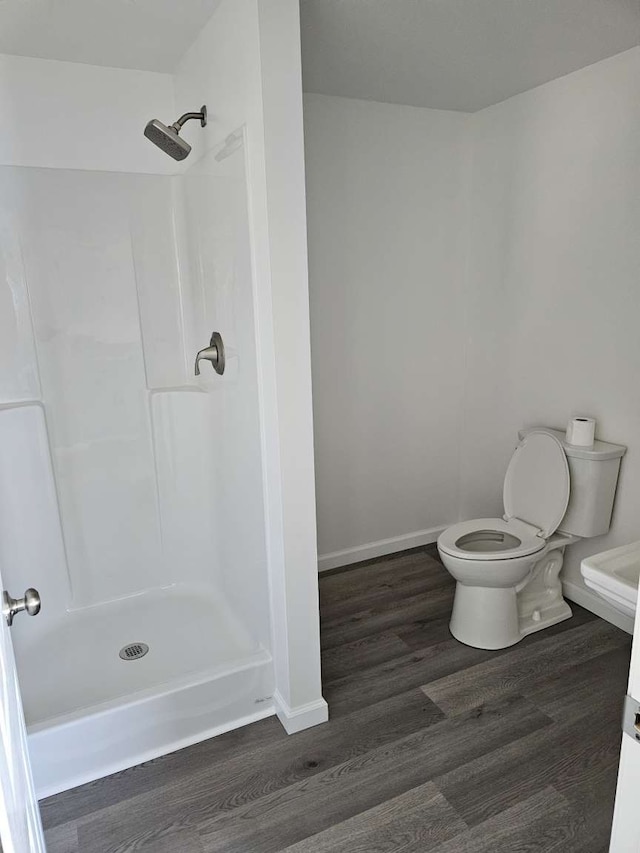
[449,579,573,650]
[519,598,572,638]
[450,584,521,649]
[447,543,573,650]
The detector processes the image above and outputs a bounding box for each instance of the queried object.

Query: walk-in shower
[0,4,325,823]
[0,128,275,797]
[144,105,207,161]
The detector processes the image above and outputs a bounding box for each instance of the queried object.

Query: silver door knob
[195,331,225,376]
[2,588,41,627]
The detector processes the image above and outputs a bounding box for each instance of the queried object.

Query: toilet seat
[502,429,570,538]
[438,518,546,561]
[439,430,570,563]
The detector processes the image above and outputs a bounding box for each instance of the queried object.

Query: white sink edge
[583,577,637,619]
[582,563,639,602]
[581,540,640,617]
[582,540,640,573]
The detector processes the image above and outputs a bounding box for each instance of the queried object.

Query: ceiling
[0,0,637,110]
[0,0,223,73]
[300,0,640,112]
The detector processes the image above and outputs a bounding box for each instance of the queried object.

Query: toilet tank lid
[518,427,626,461]
[504,429,570,538]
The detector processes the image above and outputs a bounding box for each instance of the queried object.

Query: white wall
[462,47,640,598]
[176,0,326,725]
[306,48,640,611]
[304,94,471,564]
[0,53,175,174]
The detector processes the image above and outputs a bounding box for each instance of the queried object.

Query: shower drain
[119,642,149,661]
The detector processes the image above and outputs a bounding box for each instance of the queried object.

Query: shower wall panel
[177,140,272,649]
[0,158,271,646]
[0,167,221,610]
[0,214,40,403]
[4,169,170,606]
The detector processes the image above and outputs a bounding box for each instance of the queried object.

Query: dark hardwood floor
[41,546,631,853]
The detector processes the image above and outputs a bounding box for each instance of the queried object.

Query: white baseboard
[562,579,634,635]
[273,690,329,734]
[317,525,447,573]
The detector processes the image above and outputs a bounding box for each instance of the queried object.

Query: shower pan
[0,131,277,797]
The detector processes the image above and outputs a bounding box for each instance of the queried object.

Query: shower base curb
[30,654,275,799]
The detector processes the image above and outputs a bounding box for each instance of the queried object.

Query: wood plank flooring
[41,546,631,853]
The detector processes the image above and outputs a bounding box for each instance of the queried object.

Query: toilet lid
[503,429,570,538]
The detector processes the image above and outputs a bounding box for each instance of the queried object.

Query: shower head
[144,119,192,161]
[144,105,207,161]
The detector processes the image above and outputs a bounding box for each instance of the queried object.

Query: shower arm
[171,106,207,132]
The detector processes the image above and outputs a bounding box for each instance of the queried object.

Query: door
[609,599,640,851]
[0,582,46,853]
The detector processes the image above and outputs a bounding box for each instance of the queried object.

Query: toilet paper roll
[566,416,596,447]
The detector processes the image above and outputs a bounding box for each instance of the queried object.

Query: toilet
[438,427,626,650]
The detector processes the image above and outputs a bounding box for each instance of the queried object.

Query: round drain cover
[119,642,149,661]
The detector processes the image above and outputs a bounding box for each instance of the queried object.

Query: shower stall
[0,0,325,805]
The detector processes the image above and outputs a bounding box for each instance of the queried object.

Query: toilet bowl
[437,427,626,650]
[439,528,572,649]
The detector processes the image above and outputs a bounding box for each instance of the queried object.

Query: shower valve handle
[2,588,41,627]
[195,332,225,376]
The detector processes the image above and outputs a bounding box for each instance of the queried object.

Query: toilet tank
[518,427,626,538]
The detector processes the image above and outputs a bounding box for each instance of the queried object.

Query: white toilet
[438,427,626,649]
